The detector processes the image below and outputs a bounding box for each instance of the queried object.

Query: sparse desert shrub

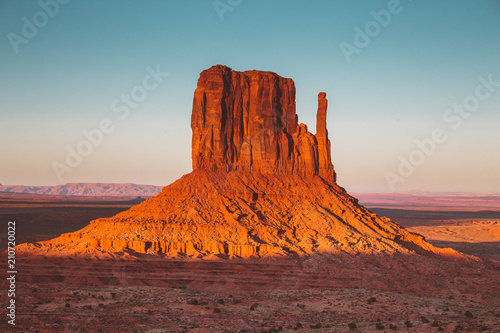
[187,299,200,305]
[98,303,104,308]
[404,320,412,328]
[375,322,384,330]
[97,295,104,301]
[213,307,221,313]
[367,297,377,304]
[233,299,241,304]
[480,326,489,331]
[218,299,225,304]
[348,322,357,330]
[389,323,397,330]
[431,320,440,327]
[464,310,473,318]
[65,303,70,308]
[110,292,116,299]
[250,302,259,310]
[310,323,321,329]
[438,328,444,332]
[295,322,303,328]
[421,316,429,323]
[296,303,306,309]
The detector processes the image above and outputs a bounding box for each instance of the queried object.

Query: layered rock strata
[18,65,459,259]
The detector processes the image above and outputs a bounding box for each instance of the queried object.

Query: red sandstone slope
[26,170,457,257]
[18,65,460,259]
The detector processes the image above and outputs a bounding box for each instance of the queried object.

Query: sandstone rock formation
[18,65,460,259]
[192,65,336,183]
[36,170,451,257]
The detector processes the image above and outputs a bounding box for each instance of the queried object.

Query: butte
[19,65,460,259]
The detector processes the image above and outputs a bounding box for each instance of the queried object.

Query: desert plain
[2,192,499,332]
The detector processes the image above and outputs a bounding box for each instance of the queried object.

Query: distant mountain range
[0,183,163,197]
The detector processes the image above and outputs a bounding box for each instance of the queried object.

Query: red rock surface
[17,65,461,259]
[24,171,460,258]
[192,65,336,182]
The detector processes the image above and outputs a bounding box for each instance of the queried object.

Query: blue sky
[1,0,499,193]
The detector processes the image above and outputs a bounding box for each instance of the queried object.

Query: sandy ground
[368,207,500,261]
[3,283,499,332]
[1,200,499,332]
[407,221,499,261]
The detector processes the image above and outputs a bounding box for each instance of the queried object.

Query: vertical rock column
[316,93,336,183]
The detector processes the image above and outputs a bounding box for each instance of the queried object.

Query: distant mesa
[0,183,163,197]
[18,65,461,259]
[128,196,147,203]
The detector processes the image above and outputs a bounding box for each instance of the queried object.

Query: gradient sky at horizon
[1,0,499,193]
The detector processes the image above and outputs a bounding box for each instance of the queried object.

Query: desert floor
[1,198,499,332]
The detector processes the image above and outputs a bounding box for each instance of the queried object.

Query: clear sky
[1,0,499,193]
